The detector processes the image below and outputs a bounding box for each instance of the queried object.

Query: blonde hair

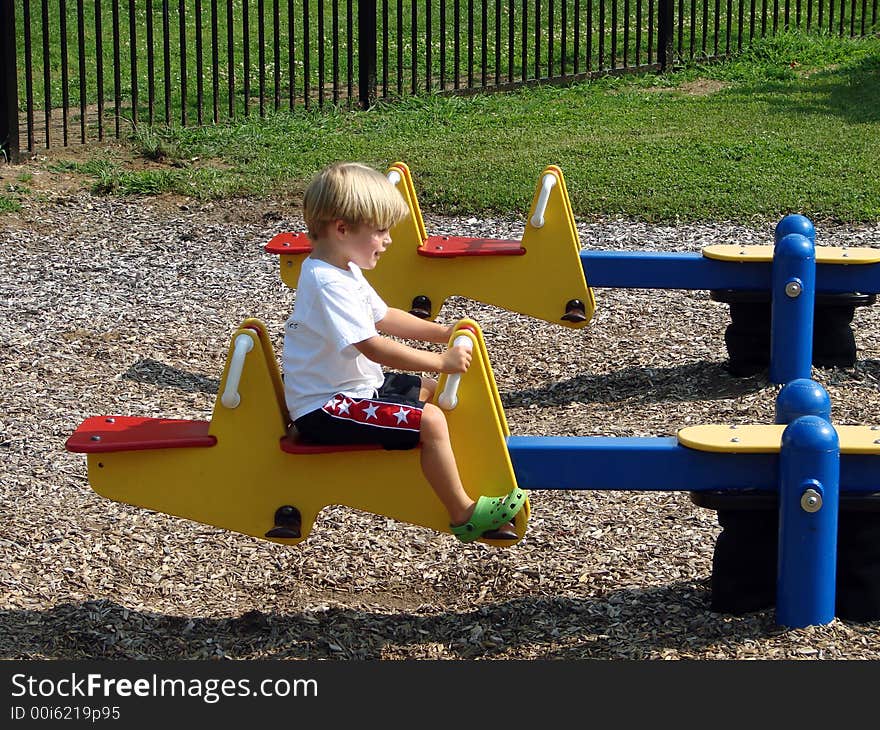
[303,162,409,239]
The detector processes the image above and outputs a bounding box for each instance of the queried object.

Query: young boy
[282,162,525,543]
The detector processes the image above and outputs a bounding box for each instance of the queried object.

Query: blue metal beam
[581,250,880,293]
[506,435,880,494]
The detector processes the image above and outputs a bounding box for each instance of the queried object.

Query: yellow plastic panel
[389,161,428,244]
[677,424,786,452]
[702,244,880,264]
[678,423,880,454]
[85,319,528,547]
[364,165,595,328]
[278,252,308,289]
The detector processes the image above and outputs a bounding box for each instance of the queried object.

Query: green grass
[17,0,877,118]
[0,195,23,213]
[19,31,880,223]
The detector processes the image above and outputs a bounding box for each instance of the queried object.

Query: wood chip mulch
[2,192,880,660]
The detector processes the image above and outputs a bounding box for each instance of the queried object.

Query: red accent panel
[418,236,525,258]
[321,396,422,431]
[65,416,216,453]
[265,231,313,255]
[279,436,386,454]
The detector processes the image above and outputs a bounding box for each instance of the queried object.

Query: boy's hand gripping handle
[437,335,474,411]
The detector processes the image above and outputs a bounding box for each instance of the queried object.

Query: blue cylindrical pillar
[770,233,816,384]
[775,378,831,425]
[775,214,816,245]
[777,415,839,627]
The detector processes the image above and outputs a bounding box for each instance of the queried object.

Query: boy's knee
[420,403,449,438]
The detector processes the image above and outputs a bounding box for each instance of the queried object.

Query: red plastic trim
[65,416,216,453]
[418,236,525,258]
[265,231,313,255]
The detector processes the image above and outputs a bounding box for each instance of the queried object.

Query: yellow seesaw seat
[267,162,595,328]
[65,319,529,547]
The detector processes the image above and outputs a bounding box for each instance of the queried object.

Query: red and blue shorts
[293,372,424,451]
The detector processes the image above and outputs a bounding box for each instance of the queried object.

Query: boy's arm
[376,308,453,344]
[354,335,471,374]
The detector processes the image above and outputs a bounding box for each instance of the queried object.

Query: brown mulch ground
[2,182,880,660]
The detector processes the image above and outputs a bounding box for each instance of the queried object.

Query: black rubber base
[691,491,880,622]
[710,291,876,377]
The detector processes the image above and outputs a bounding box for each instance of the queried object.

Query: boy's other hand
[441,344,472,374]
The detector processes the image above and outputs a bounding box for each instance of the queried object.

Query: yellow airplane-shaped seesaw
[65,319,530,547]
[266,162,596,327]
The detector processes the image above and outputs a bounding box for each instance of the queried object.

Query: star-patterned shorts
[293,373,425,451]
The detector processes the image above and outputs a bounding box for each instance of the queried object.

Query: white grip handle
[220,333,255,408]
[529,173,558,229]
[387,169,402,186]
[437,335,474,411]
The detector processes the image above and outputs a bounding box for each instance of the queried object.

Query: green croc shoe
[450,486,528,544]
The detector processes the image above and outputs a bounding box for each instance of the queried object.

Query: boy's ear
[331,218,350,238]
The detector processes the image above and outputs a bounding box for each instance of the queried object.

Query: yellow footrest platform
[702,244,880,264]
[678,424,880,454]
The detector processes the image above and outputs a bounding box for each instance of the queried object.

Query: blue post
[770,232,816,384]
[775,378,831,425]
[775,214,816,244]
[777,415,839,627]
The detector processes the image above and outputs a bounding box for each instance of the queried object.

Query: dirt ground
[2,156,880,660]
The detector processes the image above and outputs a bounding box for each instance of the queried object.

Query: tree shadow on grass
[727,55,880,124]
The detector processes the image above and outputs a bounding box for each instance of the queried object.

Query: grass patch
[0,195,22,213]
[39,31,880,222]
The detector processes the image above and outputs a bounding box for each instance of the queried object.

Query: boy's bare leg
[419,404,516,532]
[419,376,437,402]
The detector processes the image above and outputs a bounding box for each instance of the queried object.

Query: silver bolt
[785,281,802,298]
[801,488,823,513]
[105,417,115,423]
[90,435,102,442]
[730,437,740,443]
[286,260,292,266]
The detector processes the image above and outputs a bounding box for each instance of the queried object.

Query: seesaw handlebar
[437,334,474,411]
[220,333,255,408]
[529,172,558,229]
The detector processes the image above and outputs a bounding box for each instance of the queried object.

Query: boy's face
[340,222,392,270]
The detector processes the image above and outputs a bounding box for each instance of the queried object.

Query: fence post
[358,0,378,109]
[0,0,20,163]
[657,0,675,71]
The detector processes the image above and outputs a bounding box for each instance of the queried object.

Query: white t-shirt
[282,257,388,420]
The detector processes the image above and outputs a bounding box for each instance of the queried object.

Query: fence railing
[1,0,877,161]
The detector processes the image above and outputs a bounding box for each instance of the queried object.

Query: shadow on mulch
[122,358,219,395]
[503,361,770,409]
[0,582,778,660]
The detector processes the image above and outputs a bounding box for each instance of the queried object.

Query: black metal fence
[1,0,877,161]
